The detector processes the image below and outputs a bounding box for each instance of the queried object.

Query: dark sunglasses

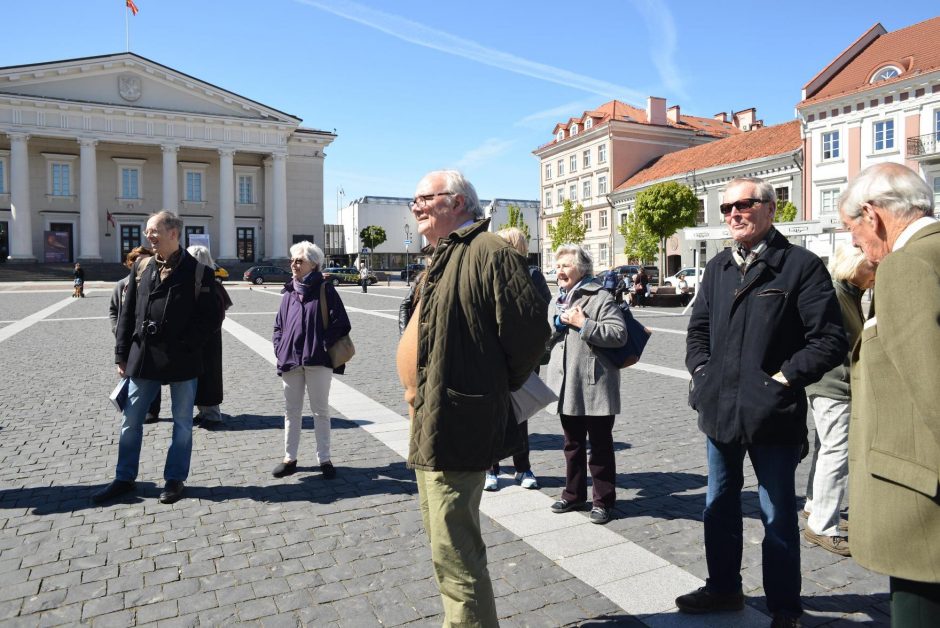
[719,198,766,215]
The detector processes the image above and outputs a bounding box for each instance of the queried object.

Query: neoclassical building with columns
[0,52,335,264]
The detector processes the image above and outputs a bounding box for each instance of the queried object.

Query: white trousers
[804,394,850,536]
[281,365,332,464]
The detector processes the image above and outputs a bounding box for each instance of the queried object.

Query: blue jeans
[704,437,802,617]
[115,377,197,483]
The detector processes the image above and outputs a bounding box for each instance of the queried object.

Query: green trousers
[890,576,940,627]
[415,469,498,628]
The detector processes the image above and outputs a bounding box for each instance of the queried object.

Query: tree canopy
[618,211,659,264]
[546,199,587,250]
[774,200,798,223]
[359,225,387,251]
[634,182,699,284]
[498,204,531,239]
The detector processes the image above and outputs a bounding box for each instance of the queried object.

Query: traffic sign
[361,247,370,253]
[404,239,412,245]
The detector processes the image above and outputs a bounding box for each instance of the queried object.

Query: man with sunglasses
[396,170,549,626]
[680,178,846,627]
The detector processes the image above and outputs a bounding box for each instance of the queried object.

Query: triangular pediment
[0,52,299,125]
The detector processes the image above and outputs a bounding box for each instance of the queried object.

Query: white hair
[554,243,593,277]
[422,169,483,219]
[186,245,215,268]
[289,241,324,271]
[839,162,933,222]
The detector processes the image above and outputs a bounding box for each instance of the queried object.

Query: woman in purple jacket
[272,241,352,480]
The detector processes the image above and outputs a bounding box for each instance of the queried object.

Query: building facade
[482,198,542,264]
[612,121,803,273]
[533,98,746,270]
[0,53,335,264]
[797,17,940,259]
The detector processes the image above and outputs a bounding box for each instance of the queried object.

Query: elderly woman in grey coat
[545,244,626,525]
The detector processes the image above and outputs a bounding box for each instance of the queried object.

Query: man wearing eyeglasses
[396,170,550,626]
[839,163,939,628]
[680,178,846,627]
[94,210,220,506]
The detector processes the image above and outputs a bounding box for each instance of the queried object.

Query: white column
[217,148,236,261]
[271,152,288,259]
[8,133,35,262]
[161,144,178,212]
[78,138,101,261]
[263,157,273,260]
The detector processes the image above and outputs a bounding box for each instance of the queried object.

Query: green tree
[546,199,587,251]
[618,210,659,264]
[359,225,387,251]
[498,204,530,239]
[634,182,699,285]
[774,200,798,223]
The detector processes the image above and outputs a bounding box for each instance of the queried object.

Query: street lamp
[404,223,413,285]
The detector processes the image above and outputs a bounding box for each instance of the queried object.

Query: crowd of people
[89,162,937,628]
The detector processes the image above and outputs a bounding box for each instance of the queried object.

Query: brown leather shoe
[803,528,850,556]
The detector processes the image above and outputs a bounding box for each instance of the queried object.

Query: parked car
[400,263,426,281]
[214,266,229,282]
[322,266,377,286]
[243,265,291,285]
[543,268,558,284]
[664,267,703,289]
[610,264,660,285]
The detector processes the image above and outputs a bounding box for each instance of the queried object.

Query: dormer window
[556,130,565,142]
[584,118,593,130]
[570,124,579,136]
[870,66,901,83]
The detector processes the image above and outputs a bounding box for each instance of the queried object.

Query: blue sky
[4,1,938,221]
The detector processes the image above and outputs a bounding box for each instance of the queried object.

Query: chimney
[732,108,757,130]
[667,105,680,124]
[713,112,728,123]
[646,96,667,125]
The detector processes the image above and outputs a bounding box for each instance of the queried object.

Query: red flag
[126,0,139,15]
[107,211,116,228]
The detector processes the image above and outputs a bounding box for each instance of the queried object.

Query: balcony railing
[907,133,940,158]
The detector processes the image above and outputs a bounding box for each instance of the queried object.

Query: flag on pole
[126,0,139,15]
[107,211,116,229]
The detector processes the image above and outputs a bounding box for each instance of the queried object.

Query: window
[557,159,564,177]
[775,187,790,204]
[620,212,628,225]
[546,219,552,231]
[185,171,203,202]
[598,144,607,163]
[598,243,609,266]
[237,174,254,204]
[873,120,894,151]
[822,130,840,160]
[696,198,706,225]
[557,189,564,205]
[935,110,940,141]
[545,163,552,180]
[569,184,577,201]
[583,180,591,200]
[556,130,564,142]
[599,209,608,229]
[820,188,841,215]
[598,175,608,195]
[43,153,78,197]
[570,124,578,136]
[121,167,140,199]
[583,149,591,169]
[584,212,592,231]
[585,118,593,130]
[570,155,577,173]
[933,177,940,207]
[0,151,7,194]
[870,66,901,83]
[544,191,552,208]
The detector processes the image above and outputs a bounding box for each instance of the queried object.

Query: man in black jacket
[677,178,846,627]
[94,210,219,505]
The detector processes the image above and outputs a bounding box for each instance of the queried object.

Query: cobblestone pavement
[0,282,888,626]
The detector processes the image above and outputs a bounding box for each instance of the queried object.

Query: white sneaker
[515,470,539,489]
[484,472,499,491]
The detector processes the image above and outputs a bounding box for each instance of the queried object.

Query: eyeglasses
[289,258,308,265]
[409,192,455,209]
[719,198,767,215]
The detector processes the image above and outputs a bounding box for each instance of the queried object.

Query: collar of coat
[721,228,791,273]
[281,270,325,301]
[420,217,490,255]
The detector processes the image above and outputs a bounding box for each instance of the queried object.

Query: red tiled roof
[801,16,940,105]
[615,120,801,191]
[542,99,741,148]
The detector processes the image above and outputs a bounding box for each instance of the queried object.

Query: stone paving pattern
[0,284,888,626]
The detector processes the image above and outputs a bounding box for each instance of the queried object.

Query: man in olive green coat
[399,170,549,627]
[839,163,940,627]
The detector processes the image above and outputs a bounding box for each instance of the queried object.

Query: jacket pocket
[438,388,500,469]
[688,367,709,410]
[868,448,939,498]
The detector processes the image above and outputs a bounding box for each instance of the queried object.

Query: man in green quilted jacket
[397,170,550,627]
